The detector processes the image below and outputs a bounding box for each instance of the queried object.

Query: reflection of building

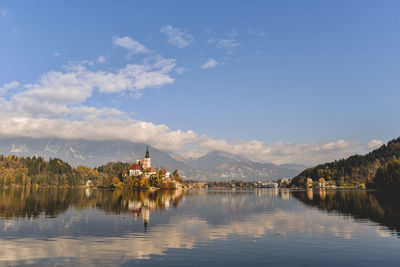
[124,190,183,230]
[85,188,92,198]
[307,188,314,200]
[319,189,326,200]
[280,189,290,200]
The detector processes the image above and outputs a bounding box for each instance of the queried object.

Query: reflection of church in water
[124,190,183,231]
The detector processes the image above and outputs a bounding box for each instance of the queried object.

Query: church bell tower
[143,146,151,169]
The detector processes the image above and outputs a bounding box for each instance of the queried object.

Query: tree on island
[172,169,181,182]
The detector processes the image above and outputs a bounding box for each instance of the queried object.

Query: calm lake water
[0,188,399,266]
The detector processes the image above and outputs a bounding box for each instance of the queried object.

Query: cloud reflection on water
[0,189,396,265]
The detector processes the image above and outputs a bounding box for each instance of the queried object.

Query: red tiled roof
[160,169,169,175]
[144,167,157,172]
[130,163,142,170]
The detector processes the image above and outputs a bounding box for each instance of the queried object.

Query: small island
[0,146,183,190]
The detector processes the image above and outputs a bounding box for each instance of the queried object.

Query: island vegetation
[0,155,182,189]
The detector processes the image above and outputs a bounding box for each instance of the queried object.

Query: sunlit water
[0,188,399,266]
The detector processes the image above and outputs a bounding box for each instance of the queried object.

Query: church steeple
[143,146,151,169]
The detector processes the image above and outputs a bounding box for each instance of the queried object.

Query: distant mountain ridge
[184,151,251,170]
[182,161,303,181]
[0,137,305,181]
[0,137,189,170]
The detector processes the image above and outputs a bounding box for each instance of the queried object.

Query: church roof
[144,167,157,172]
[130,163,142,170]
[160,169,169,175]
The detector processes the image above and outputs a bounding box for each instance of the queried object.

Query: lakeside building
[128,147,173,179]
[129,163,142,176]
[129,146,152,177]
[144,167,157,178]
[159,169,171,180]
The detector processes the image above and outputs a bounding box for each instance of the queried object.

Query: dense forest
[292,137,400,187]
[0,155,181,189]
[374,157,400,188]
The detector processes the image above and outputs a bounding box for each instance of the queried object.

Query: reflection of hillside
[0,188,184,222]
[292,190,400,235]
[0,188,81,219]
[0,193,392,265]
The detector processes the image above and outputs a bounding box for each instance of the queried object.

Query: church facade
[129,147,157,177]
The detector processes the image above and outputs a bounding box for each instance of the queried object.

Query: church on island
[128,146,170,179]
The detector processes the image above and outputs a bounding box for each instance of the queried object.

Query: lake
[0,188,399,266]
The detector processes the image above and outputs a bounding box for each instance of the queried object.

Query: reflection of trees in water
[0,188,184,220]
[292,190,400,236]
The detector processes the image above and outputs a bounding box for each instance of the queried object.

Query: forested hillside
[0,155,171,188]
[292,137,400,187]
[0,155,83,187]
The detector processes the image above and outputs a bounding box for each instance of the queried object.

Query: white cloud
[53,52,60,57]
[0,116,200,151]
[175,67,187,74]
[160,25,194,48]
[368,139,383,149]
[0,8,8,18]
[208,38,240,49]
[97,55,106,63]
[201,58,218,69]
[0,48,197,152]
[208,38,240,55]
[0,55,175,120]
[0,81,19,95]
[1,8,17,34]
[248,28,266,37]
[196,138,379,166]
[112,36,148,54]
[0,36,194,152]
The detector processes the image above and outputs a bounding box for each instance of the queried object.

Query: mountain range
[0,137,305,181]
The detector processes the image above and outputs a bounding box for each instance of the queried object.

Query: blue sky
[1,0,399,165]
